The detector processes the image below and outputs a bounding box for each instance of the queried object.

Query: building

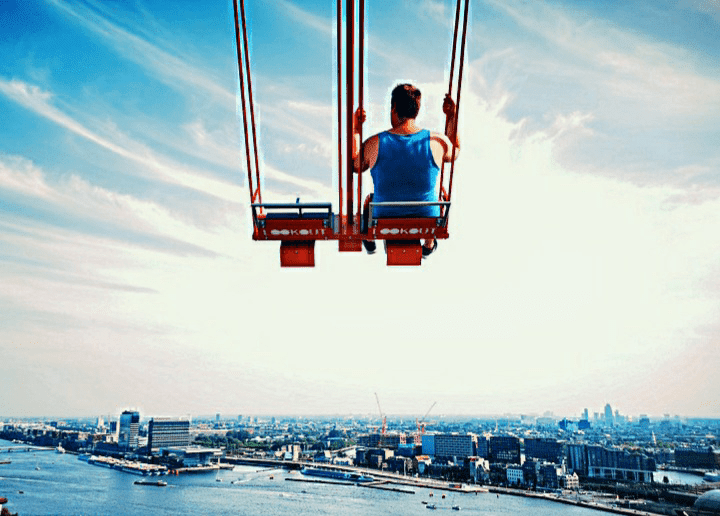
[604,404,614,426]
[585,445,655,482]
[467,456,489,483]
[476,436,489,458]
[525,438,564,463]
[507,465,524,485]
[675,447,720,470]
[433,433,476,460]
[358,432,406,449]
[148,417,191,451]
[421,434,435,457]
[694,489,720,515]
[563,472,580,490]
[490,436,521,464]
[538,462,562,489]
[567,443,588,475]
[118,410,140,451]
[161,446,223,467]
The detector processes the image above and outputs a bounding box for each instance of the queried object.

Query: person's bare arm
[442,95,460,161]
[352,108,378,172]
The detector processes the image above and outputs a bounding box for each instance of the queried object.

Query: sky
[1,0,719,421]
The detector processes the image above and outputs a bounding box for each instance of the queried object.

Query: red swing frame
[233,0,470,267]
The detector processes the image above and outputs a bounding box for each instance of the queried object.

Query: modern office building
[476,435,489,458]
[567,443,587,475]
[489,436,521,464]
[421,433,476,459]
[148,417,191,450]
[421,434,435,457]
[585,445,655,482]
[433,433,476,459]
[525,438,564,463]
[118,410,140,451]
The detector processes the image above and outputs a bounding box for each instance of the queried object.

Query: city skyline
[1,0,719,418]
[0,405,704,421]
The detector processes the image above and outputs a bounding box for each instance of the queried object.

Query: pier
[0,446,54,454]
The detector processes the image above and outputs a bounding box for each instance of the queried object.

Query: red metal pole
[356,0,364,220]
[337,0,344,222]
[345,0,355,224]
[240,0,262,205]
[232,0,255,206]
[448,0,470,202]
[439,0,463,201]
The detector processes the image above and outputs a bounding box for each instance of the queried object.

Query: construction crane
[374,392,387,436]
[417,401,437,434]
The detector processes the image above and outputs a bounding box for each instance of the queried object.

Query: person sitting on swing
[352,83,460,257]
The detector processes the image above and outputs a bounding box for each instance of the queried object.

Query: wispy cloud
[46,0,235,105]
[0,154,229,257]
[274,0,333,36]
[0,77,245,202]
[488,0,720,119]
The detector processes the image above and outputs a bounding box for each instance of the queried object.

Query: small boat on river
[134,480,168,487]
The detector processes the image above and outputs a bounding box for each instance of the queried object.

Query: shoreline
[227,458,668,516]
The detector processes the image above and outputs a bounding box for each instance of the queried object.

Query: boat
[300,467,374,483]
[134,479,168,487]
[452,505,461,510]
[56,445,65,454]
[426,504,437,510]
[704,471,720,482]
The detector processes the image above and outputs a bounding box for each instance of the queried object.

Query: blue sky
[1,0,719,420]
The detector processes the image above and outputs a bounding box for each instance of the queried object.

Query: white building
[423,433,475,459]
[507,465,524,485]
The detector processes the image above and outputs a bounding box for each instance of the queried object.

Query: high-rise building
[604,404,614,426]
[118,410,140,450]
[148,417,191,450]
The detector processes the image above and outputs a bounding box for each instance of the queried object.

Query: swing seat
[365,200,450,266]
[252,202,334,242]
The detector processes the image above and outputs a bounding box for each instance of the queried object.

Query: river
[0,441,691,516]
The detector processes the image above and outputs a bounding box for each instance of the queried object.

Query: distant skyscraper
[604,404,614,426]
[118,410,140,450]
[582,408,589,421]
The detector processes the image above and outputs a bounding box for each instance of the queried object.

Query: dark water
[0,442,635,516]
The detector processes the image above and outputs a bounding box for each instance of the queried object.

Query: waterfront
[0,441,635,516]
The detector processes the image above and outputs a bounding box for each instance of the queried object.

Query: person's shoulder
[429,131,451,148]
[365,133,380,146]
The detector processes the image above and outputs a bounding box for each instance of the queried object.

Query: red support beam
[345,0,355,224]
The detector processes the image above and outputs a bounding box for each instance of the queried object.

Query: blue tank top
[370,129,440,217]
